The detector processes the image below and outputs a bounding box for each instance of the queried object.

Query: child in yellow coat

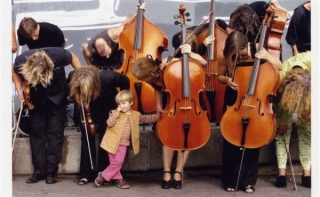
[95,90,158,189]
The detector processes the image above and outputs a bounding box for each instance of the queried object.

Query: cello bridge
[180,106,192,110]
[243,104,255,108]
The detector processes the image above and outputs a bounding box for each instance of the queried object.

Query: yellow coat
[100,110,141,155]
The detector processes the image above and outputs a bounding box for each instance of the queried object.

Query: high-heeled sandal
[172,171,182,189]
[162,171,171,189]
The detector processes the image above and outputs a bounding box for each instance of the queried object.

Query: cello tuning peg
[185,12,190,17]
[174,21,181,25]
[173,14,179,19]
[186,19,192,22]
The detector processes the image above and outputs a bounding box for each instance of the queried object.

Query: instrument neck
[181,21,191,98]
[207,0,215,60]
[134,0,145,50]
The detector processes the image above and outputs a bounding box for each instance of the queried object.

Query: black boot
[275,176,287,188]
[26,172,45,183]
[302,176,311,188]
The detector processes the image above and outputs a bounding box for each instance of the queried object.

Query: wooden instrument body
[221,61,280,148]
[198,22,228,122]
[156,58,211,150]
[116,2,168,113]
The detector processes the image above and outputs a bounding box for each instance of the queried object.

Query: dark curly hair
[229,4,261,42]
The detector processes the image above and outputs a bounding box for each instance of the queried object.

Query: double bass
[220,7,282,149]
[116,0,168,114]
[198,0,228,123]
[156,5,211,150]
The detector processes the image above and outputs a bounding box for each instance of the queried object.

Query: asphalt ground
[12,169,311,197]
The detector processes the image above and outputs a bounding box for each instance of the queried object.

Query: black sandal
[78,178,88,185]
[162,171,171,189]
[243,185,255,193]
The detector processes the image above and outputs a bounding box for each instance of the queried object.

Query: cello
[156,5,211,150]
[220,8,281,149]
[197,0,228,123]
[264,5,287,59]
[116,0,168,114]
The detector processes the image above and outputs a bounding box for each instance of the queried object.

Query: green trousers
[275,113,311,170]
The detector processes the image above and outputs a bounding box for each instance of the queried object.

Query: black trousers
[29,99,66,175]
[220,139,260,190]
[74,105,110,181]
[220,86,260,189]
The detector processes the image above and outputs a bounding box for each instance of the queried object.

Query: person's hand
[17,89,25,104]
[180,44,191,55]
[277,125,288,135]
[137,2,146,11]
[270,0,278,4]
[116,106,122,112]
[226,77,237,90]
[156,106,164,115]
[255,48,269,60]
[203,35,215,46]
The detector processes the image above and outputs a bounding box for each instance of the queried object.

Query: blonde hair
[115,90,134,105]
[278,69,311,127]
[69,65,101,105]
[19,50,54,87]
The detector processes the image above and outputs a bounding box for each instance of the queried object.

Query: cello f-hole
[234,96,245,112]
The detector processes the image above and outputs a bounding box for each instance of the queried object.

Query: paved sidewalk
[12,169,311,197]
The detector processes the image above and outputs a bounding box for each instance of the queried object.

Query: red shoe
[94,172,105,187]
[114,179,130,189]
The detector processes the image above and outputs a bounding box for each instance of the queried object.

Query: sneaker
[94,172,105,187]
[114,179,130,189]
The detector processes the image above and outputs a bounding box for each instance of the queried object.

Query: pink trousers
[101,145,127,181]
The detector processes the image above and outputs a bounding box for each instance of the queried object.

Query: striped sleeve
[139,113,159,124]
[106,111,119,127]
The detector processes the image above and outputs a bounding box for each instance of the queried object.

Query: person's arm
[108,3,146,42]
[117,72,130,91]
[154,89,163,115]
[52,25,66,48]
[217,53,237,89]
[12,24,18,53]
[198,35,215,56]
[12,69,25,104]
[291,45,299,56]
[285,11,299,56]
[140,113,159,124]
[180,44,207,66]
[81,43,93,65]
[106,109,120,127]
[70,52,82,69]
[255,46,283,70]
